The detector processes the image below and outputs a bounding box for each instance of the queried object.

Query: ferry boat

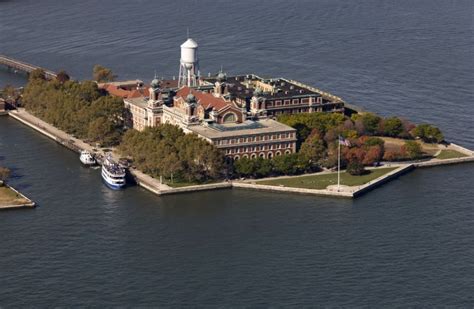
[79,150,96,166]
[101,154,126,190]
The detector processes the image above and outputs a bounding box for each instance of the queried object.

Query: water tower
[178,38,199,87]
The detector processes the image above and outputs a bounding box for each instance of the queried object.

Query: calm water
[1,0,473,306]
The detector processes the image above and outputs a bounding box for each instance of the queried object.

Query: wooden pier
[0,54,57,79]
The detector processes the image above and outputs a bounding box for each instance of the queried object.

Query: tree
[383,150,401,161]
[382,117,403,137]
[361,113,381,135]
[56,70,70,83]
[363,146,382,165]
[277,112,345,145]
[120,125,227,183]
[273,154,300,175]
[29,69,46,81]
[299,129,326,166]
[346,160,366,176]
[255,158,273,178]
[402,140,423,159]
[410,124,444,143]
[93,65,116,83]
[22,76,124,146]
[0,167,11,182]
[234,157,258,178]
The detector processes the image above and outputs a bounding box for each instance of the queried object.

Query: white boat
[101,154,126,190]
[80,150,96,166]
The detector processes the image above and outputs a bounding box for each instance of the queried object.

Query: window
[223,113,237,123]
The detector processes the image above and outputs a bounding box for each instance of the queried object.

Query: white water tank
[180,38,198,69]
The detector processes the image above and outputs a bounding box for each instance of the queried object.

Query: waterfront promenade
[6,108,474,199]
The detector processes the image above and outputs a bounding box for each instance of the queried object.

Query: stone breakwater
[6,109,474,199]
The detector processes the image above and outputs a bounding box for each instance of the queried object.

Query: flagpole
[337,137,341,191]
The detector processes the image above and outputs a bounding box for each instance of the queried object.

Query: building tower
[178,38,199,88]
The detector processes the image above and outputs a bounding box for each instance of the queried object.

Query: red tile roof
[101,84,150,99]
[176,87,230,111]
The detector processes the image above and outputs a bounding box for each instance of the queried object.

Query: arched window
[223,113,237,123]
[250,154,257,159]
[267,152,273,159]
[259,153,266,158]
[234,155,240,161]
[275,151,282,156]
[285,150,291,155]
[243,154,249,159]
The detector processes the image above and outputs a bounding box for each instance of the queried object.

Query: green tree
[93,65,116,83]
[361,113,381,135]
[403,140,423,159]
[22,75,125,146]
[255,158,273,178]
[410,124,444,143]
[273,154,300,175]
[382,117,403,137]
[346,160,366,176]
[234,157,258,177]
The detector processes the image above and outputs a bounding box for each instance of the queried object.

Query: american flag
[339,136,351,147]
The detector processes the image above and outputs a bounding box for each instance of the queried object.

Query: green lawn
[436,149,468,160]
[0,185,29,206]
[257,167,398,190]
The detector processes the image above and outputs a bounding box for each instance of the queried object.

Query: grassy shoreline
[256,167,398,190]
[0,185,31,207]
[436,149,468,160]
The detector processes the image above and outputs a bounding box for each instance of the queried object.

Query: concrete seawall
[8,111,59,142]
[232,182,354,198]
[160,182,232,195]
[352,164,414,198]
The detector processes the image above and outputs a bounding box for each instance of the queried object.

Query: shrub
[347,161,366,176]
[410,124,444,143]
[382,117,404,137]
[402,141,423,159]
